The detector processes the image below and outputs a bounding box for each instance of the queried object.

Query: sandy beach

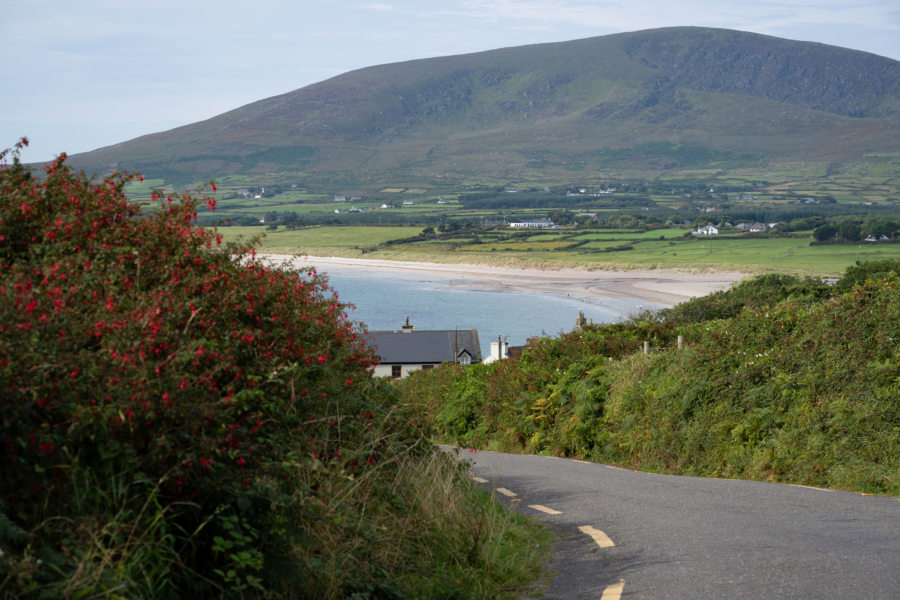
[260,254,746,307]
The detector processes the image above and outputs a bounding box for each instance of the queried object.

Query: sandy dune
[260,254,746,307]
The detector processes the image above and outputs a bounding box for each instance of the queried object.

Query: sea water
[317,266,658,356]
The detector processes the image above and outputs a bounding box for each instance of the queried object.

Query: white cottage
[365,318,481,379]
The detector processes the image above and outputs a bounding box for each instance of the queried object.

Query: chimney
[487,335,509,363]
[401,316,414,333]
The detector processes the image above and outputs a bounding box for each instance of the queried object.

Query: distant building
[365,318,481,379]
[692,224,719,235]
[482,336,510,364]
[509,218,555,228]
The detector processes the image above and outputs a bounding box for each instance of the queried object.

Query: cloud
[361,3,398,12]
[431,0,898,39]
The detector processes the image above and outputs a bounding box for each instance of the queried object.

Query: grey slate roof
[365,329,481,364]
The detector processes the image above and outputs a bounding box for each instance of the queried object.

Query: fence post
[677,335,684,350]
[643,341,649,355]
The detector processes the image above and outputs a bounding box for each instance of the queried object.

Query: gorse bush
[0,141,548,598]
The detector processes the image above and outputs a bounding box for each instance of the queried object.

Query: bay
[317,266,659,357]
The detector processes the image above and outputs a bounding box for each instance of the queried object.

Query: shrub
[833,258,900,293]
[401,264,900,495]
[0,142,550,598]
[658,273,829,323]
[400,321,678,454]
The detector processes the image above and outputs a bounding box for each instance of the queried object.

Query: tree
[813,223,838,241]
[862,218,898,240]
[835,259,900,293]
[838,220,862,242]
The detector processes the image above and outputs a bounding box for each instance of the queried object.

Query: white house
[365,318,481,379]
[482,336,510,364]
[509,218,555,228]
[692,224,719,235]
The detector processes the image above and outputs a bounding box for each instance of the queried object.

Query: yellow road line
[529,504,562,515]
[471,476,488,483]
[786,484,834,492]
[600,579,625,600]
[578,525,615,548]
[496,487,517,497]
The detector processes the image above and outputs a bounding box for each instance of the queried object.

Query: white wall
[373,363,436,379]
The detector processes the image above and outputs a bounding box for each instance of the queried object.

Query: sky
[3,0,899,164]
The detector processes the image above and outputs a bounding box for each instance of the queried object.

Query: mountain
[68,27,900,187]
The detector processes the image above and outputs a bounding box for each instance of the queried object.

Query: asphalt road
[456,449,900,599]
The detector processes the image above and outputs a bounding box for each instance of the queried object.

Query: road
[458,449,900,599]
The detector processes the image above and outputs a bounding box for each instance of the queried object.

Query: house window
[422,364,434,371]
[458,355,471,365]
[391,365,402,378]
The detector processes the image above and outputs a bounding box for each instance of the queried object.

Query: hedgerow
[0,140,548,598]
[400,321,678,454]
[400,270,900,495]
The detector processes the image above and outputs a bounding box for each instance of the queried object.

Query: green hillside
[66,27,900,188]
[398,268,900,495]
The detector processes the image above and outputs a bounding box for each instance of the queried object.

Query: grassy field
[573,228,687,241]
[218,225,425,254]
[218,224,900,276]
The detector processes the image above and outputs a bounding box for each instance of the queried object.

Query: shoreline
[260,254,745,307]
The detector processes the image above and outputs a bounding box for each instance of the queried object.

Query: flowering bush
[0,140,437,597]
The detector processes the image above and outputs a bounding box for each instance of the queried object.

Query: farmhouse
[365,318,481,379]
[509,218,555,228]
[692,224,719,235]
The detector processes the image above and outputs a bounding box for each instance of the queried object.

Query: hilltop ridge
[67,26,900,186]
